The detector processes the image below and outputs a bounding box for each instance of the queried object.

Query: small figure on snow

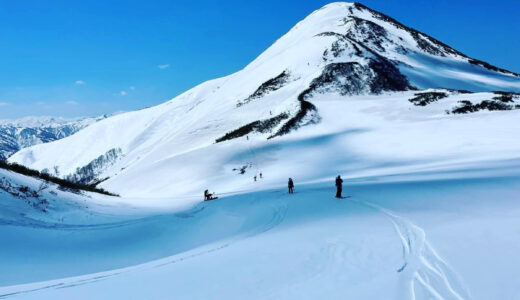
[204,189,218,201]
[335,175,343,198]
[254,175,257,182]
[259,172,263,179]
[288,178,294,194]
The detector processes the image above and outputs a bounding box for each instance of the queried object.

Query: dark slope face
[350,3,466,58]
[350,2,519,76]
[259,2,520,137]
[221,2,520,140]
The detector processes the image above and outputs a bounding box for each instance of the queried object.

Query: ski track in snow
[0,191,473,300]
[0,238,234,299]
[0,216,146,231]
[352,198,471,300]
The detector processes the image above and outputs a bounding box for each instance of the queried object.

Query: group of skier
[287,175,343,198]
[204,174,345,201]
[202,134,344,201]
[253,172,263,182]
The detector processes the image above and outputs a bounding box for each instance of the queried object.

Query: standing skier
[335,175,343,198]
[288,178,294,194]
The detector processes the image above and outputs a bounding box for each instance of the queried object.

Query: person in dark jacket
[288,178,294,194]
[204,189,217,201]
[204,189,211,201]
[335,175,343,198]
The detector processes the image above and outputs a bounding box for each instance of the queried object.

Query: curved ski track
[352,198,471,300]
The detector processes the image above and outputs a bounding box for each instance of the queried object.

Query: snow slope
[2,4,520,298]
[9,2,520,199]
[1,165,520,299]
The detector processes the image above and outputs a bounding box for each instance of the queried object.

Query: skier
[254,175,257,182]
[335,175,343,198]
[259,172,263,179]
[204,189,218,201]
[288,178,294,194]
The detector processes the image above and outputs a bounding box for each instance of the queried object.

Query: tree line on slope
[0,160,119,197]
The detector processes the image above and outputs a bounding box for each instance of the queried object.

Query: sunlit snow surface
[2,91,520,298]
[3,2,520,299]
[2,92,520,299]
[1,167,520,299]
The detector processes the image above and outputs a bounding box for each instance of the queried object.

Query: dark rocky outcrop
[409,92,448,106]
[66,148,123,184]
[451,100,516,114]
[301,60,412,97]
[238,71,290,107]
[215,113,289,143]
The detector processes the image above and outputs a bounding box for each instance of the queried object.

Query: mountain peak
[9,2,520,197]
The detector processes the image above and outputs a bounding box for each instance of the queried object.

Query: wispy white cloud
[75,80,86,85]
[120,91,127,96]
[0,102,10,106]
[65,100,78,105]
[129,86,135,91]
[158,64,170,69]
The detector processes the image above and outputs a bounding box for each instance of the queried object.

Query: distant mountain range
[0,116,107,160]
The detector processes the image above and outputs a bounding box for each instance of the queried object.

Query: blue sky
[1,0,519,119]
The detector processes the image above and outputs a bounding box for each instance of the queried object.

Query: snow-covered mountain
[3,3,520,299]
[0,116,106,161]
[9,2,520,198]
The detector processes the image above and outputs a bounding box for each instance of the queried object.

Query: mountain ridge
[8,2,520,197]
[0,115,107,160]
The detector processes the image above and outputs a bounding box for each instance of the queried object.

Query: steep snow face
[0,116,106,160]
[9,2,520,198]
